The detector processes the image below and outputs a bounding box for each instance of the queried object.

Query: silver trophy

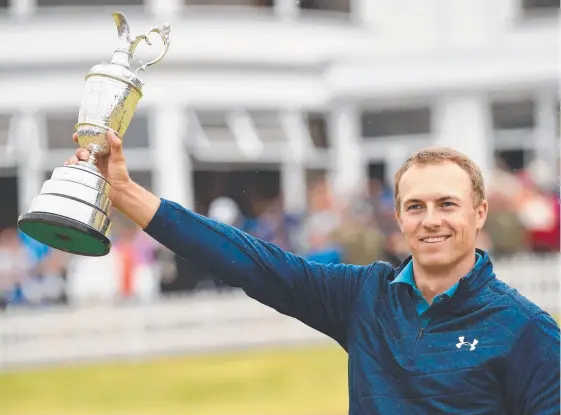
[17,12,171,257]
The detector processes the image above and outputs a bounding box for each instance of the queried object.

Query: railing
[0,254,558,370]
[492,254,559,314]
[0,290,330,369]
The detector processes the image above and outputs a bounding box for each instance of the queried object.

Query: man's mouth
[420,236,451,243]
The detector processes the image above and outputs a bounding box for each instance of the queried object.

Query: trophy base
[17,163,113,257]
[18,212,111,257]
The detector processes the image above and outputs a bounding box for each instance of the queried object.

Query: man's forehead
[399,163,472,199]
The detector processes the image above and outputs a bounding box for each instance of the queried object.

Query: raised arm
[145,197,371,346]
[67,131,374,348]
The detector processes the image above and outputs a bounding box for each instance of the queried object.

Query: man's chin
[415,251,452,268]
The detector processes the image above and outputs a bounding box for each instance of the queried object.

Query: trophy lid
[86,12,171,93]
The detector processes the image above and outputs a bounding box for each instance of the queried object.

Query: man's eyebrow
[436,195,460,201]
[403,198,423,205]
[403,195,460,204]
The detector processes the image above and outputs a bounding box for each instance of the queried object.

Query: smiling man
[67,132,560,414]
[393,150,489,306]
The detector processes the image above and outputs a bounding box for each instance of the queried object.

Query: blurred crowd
[0,158,558,310]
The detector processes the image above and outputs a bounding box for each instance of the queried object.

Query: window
[193,169,280,219]
[196,111,236,142]
[0,175,18,231]
[122,115,150,148]
[368,162,386,183]
[361,107,432,138]
[37,0,143,6]
[522,0,559,12]
[491,99,535,130]
[45,113,75,149]
[0,115,11,148]
[249,111,285,142]
[495,149,535,171]
[299,0,350,13]
[306,113,329,148]
[45,112,149,149]
[185,0,273,7]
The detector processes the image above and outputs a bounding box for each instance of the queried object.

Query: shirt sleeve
[143,198,374,348]
[505,312,560,415]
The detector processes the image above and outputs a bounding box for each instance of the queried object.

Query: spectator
[332,197,385,265]
[3,157,559,308]
[0,228,40,307]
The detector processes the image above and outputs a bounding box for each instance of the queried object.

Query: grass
[8,316,554,415]
[0,343,348,415]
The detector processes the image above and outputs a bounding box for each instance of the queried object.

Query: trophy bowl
[17,11,171,257]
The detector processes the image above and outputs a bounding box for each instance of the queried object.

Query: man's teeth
[422,236,449,243]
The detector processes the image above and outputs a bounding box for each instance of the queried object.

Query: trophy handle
[133,24,171,76]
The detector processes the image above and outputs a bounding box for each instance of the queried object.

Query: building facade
[0,0,558,224]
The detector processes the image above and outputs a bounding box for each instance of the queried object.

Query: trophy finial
[109,11,171,76]
[113,12,132,50]
[110,12,135,69]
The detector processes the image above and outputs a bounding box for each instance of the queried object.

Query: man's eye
[442,201,456,208]
[407,204,421,211]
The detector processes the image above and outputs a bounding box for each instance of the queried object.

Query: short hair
[394,147,485,212]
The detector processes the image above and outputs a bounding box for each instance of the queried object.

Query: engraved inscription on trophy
[78,77,140,141]
[79,80,104,121]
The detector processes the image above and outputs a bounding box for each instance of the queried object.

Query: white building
[0,0,558,224]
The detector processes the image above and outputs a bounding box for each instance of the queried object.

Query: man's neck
[412,252,477,304]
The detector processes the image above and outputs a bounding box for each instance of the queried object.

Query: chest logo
[456,336,478,351]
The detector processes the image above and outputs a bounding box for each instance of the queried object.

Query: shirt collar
[390,252,484,299]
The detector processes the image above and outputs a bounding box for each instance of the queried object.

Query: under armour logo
[456,336,478,351]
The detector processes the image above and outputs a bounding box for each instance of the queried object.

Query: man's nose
[421,208,442,229]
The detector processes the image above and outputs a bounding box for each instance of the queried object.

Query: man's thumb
[107,130,124,159]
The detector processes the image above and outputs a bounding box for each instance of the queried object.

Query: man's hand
[65,130,131,200]
[64,130,161,229]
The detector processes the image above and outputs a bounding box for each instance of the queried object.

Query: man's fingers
[64,149,90,166]
[106,130,125,161]
[76,148,90,161]
[68,130,124,166]
[64,155,79,166]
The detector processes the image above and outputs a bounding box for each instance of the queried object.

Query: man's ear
[395,209,404,233]
[476,200,489,231]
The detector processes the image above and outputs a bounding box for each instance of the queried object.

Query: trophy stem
[88,150,98,166]
[76,144,103,175]
[86,143,104,166]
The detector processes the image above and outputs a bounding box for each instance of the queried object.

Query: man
[66,131,560,414]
